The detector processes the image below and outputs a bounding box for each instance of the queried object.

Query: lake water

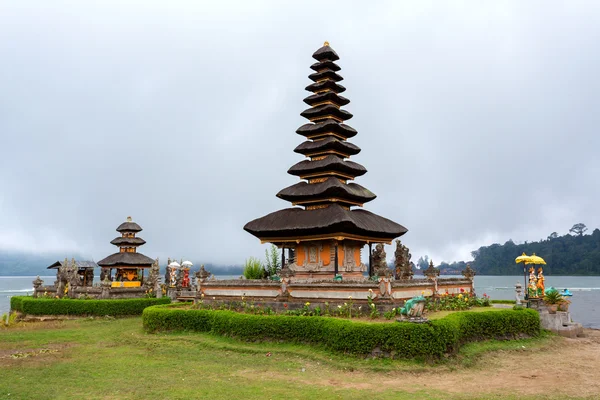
[1,275,599,328]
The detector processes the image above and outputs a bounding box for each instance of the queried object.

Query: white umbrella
[181,261,194,267]
[168,262,181,269]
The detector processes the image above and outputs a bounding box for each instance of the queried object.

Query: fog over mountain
[1,1,599,268]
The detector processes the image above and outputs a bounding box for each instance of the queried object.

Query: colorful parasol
[515,253,532,296]
[527,254,547,265]
[515,253,532,264]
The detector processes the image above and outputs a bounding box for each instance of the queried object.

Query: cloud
[1,1,599,265]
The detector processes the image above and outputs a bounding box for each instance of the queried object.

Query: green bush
[142,306,540,358]
[243,257,264,279]
[11,296,170,316]
[490,299,517,304]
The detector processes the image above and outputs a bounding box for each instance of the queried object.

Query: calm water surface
[1,275,599,328]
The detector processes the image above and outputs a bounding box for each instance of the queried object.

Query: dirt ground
[264,329,600,398]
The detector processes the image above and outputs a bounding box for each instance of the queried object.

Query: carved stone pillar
[32,276,43,298]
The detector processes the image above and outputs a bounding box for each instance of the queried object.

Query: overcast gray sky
[1,1,599,266]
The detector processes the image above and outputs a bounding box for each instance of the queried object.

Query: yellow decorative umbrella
[528,254,547,265]
[515,253,532,291]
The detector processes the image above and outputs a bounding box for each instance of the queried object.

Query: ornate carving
[144,258,161,294]
[372,244,390,277]
[536,267,545,297]
[194,265,211,292]
[394,240,413,280]
[461,264,476,280]
[304,244,323,271]
[306,204,329,210]
[423,260,440,280]
[528,266,538,298]
[32,276,43,298]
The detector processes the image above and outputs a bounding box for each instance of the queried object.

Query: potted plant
[557,298,571,312]
[543,290,563,313]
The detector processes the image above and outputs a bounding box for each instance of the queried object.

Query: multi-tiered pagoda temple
[245,42,407,279]
[98,216,155,287]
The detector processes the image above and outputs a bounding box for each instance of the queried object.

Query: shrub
[243,257,265,279]
[264,244,281,278]
[143,306,540,359]
[490,299,517,304]
[10,296,170,316]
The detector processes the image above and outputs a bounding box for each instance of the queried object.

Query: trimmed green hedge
[11,296,170,316]
[142,306,540,358]
[491,299,517,304]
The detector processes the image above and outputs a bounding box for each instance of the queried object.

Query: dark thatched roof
[303,92,350,107]
[300,104,353,122]
[47,260,98,270]
[305,80,346,94]
[312,44,340,62]
[97,252,155,267]
[244,204,407,241]
[116,221,142,233]
[288,155,366,178]
[296,120,357,139]
[294,137,360,157]
[310,60,340,72]
[277,178,376,205]
[110,237,146,246]
[308,70,343,83]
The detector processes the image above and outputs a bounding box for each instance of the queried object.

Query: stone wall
[187,277,473,306]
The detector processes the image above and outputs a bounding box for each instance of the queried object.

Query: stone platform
[539,310,584,338]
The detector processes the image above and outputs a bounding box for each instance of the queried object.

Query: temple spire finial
[127,216,132,222]
[323,41,329,46]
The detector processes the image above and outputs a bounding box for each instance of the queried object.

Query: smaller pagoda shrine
[97,216,155,288]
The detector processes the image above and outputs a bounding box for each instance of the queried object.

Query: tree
[548,232,558,240]
[416,256,429,270]
[264,244,281,278]
[569,223,588,236]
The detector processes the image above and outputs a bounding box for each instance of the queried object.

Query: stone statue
[194,265,211,293]
[67,258,80,297]
[85,269,94,287]
[536,267,545,297]
[144,258,161,297]
[461,264,476,280]
[372,244,390,277]
[394,240,413,280]
[423,260,440,280]
[100,276,112,299]
[32,276,44,298]
[399,295,426,320]
[528,266,538,298]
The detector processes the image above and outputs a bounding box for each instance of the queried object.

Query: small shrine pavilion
[244,42,407,279]
[97,216,155,287]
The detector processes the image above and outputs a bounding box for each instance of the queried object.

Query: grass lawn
[0,316,587,400]
[426,306,507,320]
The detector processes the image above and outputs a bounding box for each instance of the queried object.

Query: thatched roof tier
[110,237,146,246]
[312,43,340,61]
[296,120,357,140]
[288,155,366,178]
[277,178,376,205]
[244,43,408,245]
[310,60,340,72]
[116,221,142,233]
[303,92,350,107]
[308,69,343,83]
[300,104,353,122]
[294,137,360,157]
[47,260,98,270]
[305,80,346,94]
[244,204,407,242]
[97,252,155,267]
